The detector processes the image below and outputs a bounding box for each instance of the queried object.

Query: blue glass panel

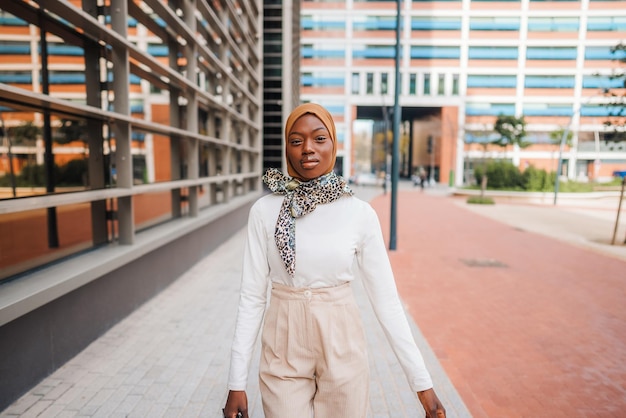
[49,73,85,84]
[302,46,345,59]
[48,45,84,56]
[465,103,515,116]
[526,47,577,60]
[411,46,460,59]
[301,18,346,30]
[580,105,625,117]
[0,42,30,54]
[527,17,579,31]
[522,105,573,116]
[0,15,27,26]
[411,17,462,30]
[468,47,518,59]
[353,46,396,59]
[582,75,625,89]
[148,45,168,57]
[524,76,575,88]
[470,18,520,31]
[585,46,626,60]
[353,17,397,30]
[467,75,517,87]
[0,73,32,83]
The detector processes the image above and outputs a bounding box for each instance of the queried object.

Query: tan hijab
[285,103,338,180]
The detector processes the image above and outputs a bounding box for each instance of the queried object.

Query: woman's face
[286,114,334,181]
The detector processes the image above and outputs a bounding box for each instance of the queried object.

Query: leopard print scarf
[263,168,353,277]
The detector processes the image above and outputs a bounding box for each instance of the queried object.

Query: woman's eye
[316,136,327,142]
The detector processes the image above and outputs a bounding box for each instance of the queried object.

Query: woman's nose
[302,138,313,153]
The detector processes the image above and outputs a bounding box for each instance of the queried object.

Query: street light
[389,0,401,250]
[553,92,603,205]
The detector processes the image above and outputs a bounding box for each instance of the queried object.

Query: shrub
[467,196,495,204]
[58,158,88,186]
[475,161,523,190]
[521,166,556,191]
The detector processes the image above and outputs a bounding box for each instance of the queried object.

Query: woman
[224,103,446,418]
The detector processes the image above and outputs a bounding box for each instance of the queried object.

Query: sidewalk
[3,185,625,417]
[0,185,470,418]
[370,187,626,417]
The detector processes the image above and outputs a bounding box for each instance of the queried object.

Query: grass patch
[467,196,495,205]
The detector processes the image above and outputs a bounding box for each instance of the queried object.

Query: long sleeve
[227,201,271,390]
[227,194,433,392]
[357,205,433,392]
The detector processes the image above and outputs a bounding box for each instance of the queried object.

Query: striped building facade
[300,0,626,186]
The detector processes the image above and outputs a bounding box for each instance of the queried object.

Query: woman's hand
[417,388,446,417]
[223,390,248,418]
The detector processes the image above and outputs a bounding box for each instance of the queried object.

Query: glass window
[587,17,626,32]
[524,75,575,88]
[452,74,459,95]
[580,104,625,117]
[301,71,345,88]
[301,15,346,31]
[412,17,461,31]
[582,74,624,90]
[0,11,28,26]
[470,17,520,31]
[302,44,345,59]
[353,45,396,59]
[411,46,460,59]
[381,73,388,95]
[424,74,431,95]
[585,46,626,60]
[438,74,445,95]
[0,71,32,83]
[467,75,517,87]
[527,17,579,32]
[468,46,518,60]
[465,103,516,116]
[527,47,577,60]
[353,16,397,31]
[409,73,417,95]
[352,72,360,95]
[366,73,374,94]
[0,40,31,54]
[523,103,573,116]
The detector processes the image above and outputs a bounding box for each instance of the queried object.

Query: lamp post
[553,93,600,205]
[389,0,401,250]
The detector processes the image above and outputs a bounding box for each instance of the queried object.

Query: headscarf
[263,103,352,277]
[284,103,338,180]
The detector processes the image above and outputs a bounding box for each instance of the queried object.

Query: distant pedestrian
[223,103,446,418]
[419,168,427,191]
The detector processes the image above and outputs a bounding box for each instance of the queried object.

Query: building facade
[0,0,265,409]
[262,0,301,172]
[300,0,626,186]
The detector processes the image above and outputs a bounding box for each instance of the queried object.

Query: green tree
[54,118,87,144]
[601,42,626,140]
[549,128,573,147]
[11,121,41,145]
[493,114,529,150]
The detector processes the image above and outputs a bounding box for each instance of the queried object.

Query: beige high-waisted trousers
[259,282,370,418]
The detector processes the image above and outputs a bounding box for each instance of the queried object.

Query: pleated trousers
[259,282,370,418]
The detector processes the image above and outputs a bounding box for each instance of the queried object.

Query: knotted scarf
[263,168,353,277]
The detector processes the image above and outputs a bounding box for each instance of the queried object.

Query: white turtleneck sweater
[227,193,433,393]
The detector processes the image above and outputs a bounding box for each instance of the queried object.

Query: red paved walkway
[370,190,626,417]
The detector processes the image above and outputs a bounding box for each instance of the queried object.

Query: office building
[300,0,626,185]
[0,0,268,409]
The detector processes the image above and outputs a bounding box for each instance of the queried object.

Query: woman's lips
[301,158,318,168]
